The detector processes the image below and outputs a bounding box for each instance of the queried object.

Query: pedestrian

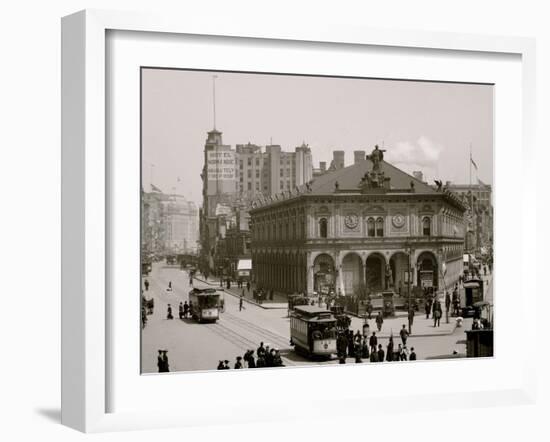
[272,349,284,367]
[369,348,379,363]
[425,297,432,319]
[362,319,370,337]
[166,304,173,320]
[369,332,378,353]
[399,324,409,346]
[167,281,172,291]
[366,301,373,319]
[178,302,184,320]
[222,360,230,369]
[160,350,170,372]
[337,332,348,358]
[409,347,417,361]
[245,350,256,368]
[375,311,384,332]
[256,355,266,368]
[239,295,244,312]
[270,289,274,301]
[401,346,409,361]
[189,277,193,286]
[183,300,189,318]
[377,344,385,363]
[247,281,251,293]
[354,342,363,363]
[386,335,394,362]
[408,309,415,329]
[217,360,224,370]
[144,279,149,291]
[347,330,355,358]
[354,330,362,344]
[257,342,266,359]
[445,291,451,313]
[234,356,243,369]
[433,301,442,327]
[361,336,370,359]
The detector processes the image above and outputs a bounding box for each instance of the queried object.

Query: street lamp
[405,240,414,335]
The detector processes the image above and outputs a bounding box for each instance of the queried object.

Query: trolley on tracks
[188,287,223,323]
[290,305,337,359]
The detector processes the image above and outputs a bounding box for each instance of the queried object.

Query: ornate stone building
[249,146,467,297]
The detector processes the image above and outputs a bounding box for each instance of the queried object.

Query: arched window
[367,217,375,237]
[422,216,431,236]
[319,218,328,238]
[376,217,384,237]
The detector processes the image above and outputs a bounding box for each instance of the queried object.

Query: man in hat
[409,347,417,361]
[386,334,394,362]
[167,304,173,320]
[178,302,184,320]
[377,344,385,363]
[223,360,230,369]
[217,360,224,370]
[257,342,266,359]
[158,350,169,372]
[144,279,149,291]
[399,324,409,346]
[234,356,243,369]
[183,300,189,318]
[369,332,378,353]
[375,311,384,332]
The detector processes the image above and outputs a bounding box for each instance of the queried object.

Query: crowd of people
[335,324,417,364]
[217,341,285,370]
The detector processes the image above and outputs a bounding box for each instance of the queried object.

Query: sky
[142,68,493,205]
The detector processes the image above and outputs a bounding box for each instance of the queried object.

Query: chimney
[319,161,326,173]
[354,150,366,165]
[412,171,424,182]
[333,150,345,169]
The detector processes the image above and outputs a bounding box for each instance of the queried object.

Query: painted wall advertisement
[207,151,236,181]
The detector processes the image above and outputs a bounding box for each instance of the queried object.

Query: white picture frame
[61,9,537,433]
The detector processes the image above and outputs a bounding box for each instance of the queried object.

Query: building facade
[142,190,199,256]
[250,147,467,297]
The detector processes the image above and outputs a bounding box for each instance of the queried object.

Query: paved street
[141,263,484,373]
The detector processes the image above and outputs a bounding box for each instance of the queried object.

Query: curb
[192,277,287,310]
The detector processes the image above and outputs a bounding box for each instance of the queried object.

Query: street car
[290,305,337,359]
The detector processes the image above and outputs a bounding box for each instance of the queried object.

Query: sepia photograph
[140,68,494,374]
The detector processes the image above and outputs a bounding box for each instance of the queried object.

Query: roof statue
[359,145,391,192]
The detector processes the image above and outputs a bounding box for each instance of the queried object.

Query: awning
[237,259,252,271]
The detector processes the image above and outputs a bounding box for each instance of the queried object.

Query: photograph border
[61,9,537,432]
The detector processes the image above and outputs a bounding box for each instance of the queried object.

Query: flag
[470,155,478,170]
[151,183,163,193]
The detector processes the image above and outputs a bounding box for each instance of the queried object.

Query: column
[306,252,314,295]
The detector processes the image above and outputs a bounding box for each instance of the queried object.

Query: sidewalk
[346,310,460,338]
[193,275,288,309]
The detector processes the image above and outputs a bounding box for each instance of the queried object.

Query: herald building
[249,146,467,297]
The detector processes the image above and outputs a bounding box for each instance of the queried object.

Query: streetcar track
[222,312,290,349]
[204,321,297,366]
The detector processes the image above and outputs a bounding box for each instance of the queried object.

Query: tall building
[200,129,314,272]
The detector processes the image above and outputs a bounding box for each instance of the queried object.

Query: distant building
[142,190,199,256]
[445,183,493,254]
